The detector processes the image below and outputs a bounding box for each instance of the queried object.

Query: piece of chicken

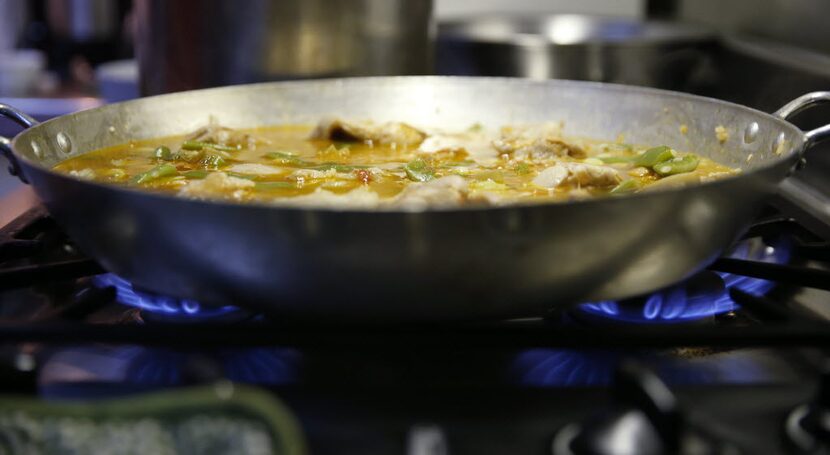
[275,186,381,209]
[310,118,426,147]
[186,119,265,149]
[493,123,585,159]
[532,163,621,189]
[388,175,468,211]
[178,172,254,200]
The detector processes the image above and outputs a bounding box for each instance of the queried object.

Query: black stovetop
[0,196,829,454]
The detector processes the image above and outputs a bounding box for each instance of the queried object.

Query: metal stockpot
[0,77,828,321]
[437,15,715,91]
[135,0,434,95]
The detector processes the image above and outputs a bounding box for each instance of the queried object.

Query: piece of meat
[532,164,569,188]
[186,119,263,149]
[276,186,381,209]
[178,172,254,200]
[532,163,621,189]
[226,163,285,175]
[310,118,426,146]
[493,123,585,159]
[417,133,498,162]
[388,175,468,211]
[291,168,339,180]
[68,168,96,180]
[565,163,622,187]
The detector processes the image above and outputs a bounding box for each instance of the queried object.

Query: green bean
[254,181,295,190]
[653,155,700,176]
[226,172,258,180]
[153,145,177,161]
[265,151,308,166]
[442,160,475,168]
[599,156,636,164]
[181,140,239,152]
[131,163,178,184]
[311,163,368,172]
[403,158,434,182]
[183,170,209,179]
[514,162,531,175]
[201,154,226,169]
[634,146,674,167]
[609,179,641,195]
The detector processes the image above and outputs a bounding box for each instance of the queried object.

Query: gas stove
[0,194,829,455]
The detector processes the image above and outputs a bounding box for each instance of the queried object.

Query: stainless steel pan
[1,77,828,321]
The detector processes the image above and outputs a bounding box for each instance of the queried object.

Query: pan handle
[0,103,39,184]
[774,92,830,146]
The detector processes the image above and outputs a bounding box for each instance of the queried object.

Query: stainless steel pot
[135,0,434,95]
[0,77,828,321]
[437,15,715,91]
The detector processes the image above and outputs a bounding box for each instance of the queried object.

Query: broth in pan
[53,118,738,210]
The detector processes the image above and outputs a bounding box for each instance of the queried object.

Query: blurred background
[2,0,830,217]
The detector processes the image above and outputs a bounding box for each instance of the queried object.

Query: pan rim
[11,76,806,215]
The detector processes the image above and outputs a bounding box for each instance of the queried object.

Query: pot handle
[774,92,830,146]
[0,103,39,184]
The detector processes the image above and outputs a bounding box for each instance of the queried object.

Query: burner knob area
[786,360,830,453]
[786,404,830,454]
[552,361,680,455]
[552,361,744,455]
[553,408,664,455]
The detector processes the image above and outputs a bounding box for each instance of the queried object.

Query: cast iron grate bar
[0,318,827,348]
[708,258,830,291]
[795,241,830,262]
[728,288,792,322]
[0,259,104,291]
[739,215,794,240]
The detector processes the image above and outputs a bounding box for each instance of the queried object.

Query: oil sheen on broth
[52,118,738,210]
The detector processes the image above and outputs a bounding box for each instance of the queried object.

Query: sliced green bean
[634,146,674,167]
[181,140,239,152]
[599,156,636,164]
[254,181,295,190]
[183,170,209,179]
[311,163,368,172]
[226,172,258,180]
[403,158,434,182]
[653,155,700,176]
[265,151,308,166]
[153,145,177,161]
[514,162,531,175]
[201,154,226,169]
[131,163,178,184]
[442,160,475,168]
[609,179,641,195]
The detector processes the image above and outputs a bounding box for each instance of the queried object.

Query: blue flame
[221,348,301,384]
[94,273,241,320]
[578,238,791,323]
[117,347,300,386]
[512,349,616,386]
[123,348,184,385]
[512,348,773,387]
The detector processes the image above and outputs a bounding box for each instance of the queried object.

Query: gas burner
[512,348,789,388]
[38,345,301,397]
[575,236,791,324]
[93,274,250,322]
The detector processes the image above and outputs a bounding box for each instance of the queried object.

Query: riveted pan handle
[774,92,830,146]
[0,103,39,184]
